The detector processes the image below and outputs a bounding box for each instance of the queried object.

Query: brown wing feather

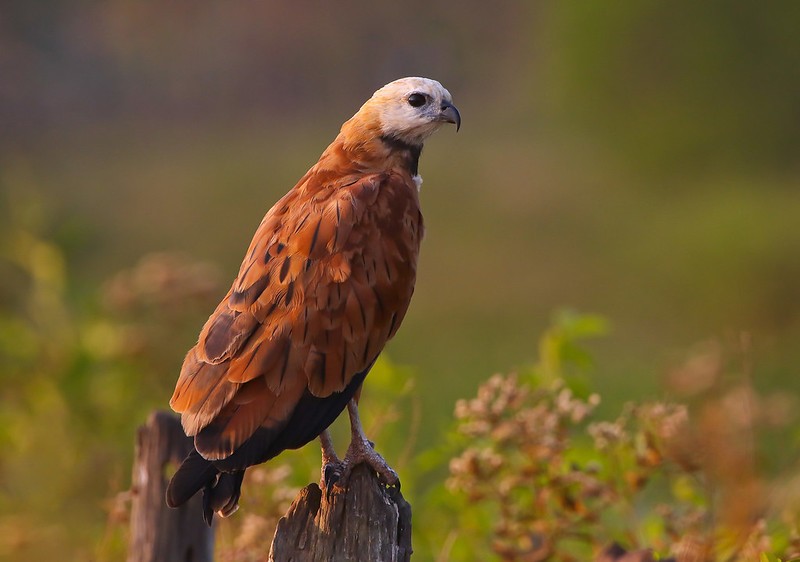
[170,166,423,458]
[194,374,306,460]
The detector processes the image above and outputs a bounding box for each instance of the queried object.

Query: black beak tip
[441,103,461,132]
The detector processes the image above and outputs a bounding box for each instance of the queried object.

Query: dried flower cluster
[103,252,221,315]
[449,373,606,561]
[447,338,800,562]
[658,339,799,560]
[90,252,222,364]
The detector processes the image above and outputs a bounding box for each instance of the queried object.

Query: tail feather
[166,449,217,509]
[202,470,245,525]
[166,448,246,526]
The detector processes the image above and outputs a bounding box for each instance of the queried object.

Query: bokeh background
[2,1,799,560]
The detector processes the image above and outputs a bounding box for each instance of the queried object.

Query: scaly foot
[320,400,400,495]
[329,436,399,491]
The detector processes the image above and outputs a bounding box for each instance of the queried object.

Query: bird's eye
[407,93,427,107]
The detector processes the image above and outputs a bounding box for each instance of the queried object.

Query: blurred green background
[2,1,799,560]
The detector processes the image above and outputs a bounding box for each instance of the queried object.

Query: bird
[165,77,460,524]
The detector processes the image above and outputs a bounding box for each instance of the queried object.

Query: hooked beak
[439,101,461,132]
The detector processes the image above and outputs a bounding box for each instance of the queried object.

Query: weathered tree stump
[127,410,213,562]
[269,463,413,562]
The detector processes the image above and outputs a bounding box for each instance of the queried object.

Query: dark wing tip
[165,449,218,509]
[202,471,245,525]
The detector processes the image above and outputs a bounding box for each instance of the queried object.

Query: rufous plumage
[166,77,460,523]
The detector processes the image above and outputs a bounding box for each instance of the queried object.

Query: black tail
[166,449,245,525]
[166,449,216,509]
[202,470,245,525]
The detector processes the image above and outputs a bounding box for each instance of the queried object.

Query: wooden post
[269,463,413,562]
[127,410,214,562]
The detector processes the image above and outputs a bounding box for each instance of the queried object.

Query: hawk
[166,77,460,523]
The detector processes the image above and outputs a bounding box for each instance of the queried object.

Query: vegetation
[445,317,800,561]
[2,2,800,561]
[205,314,800,562]
[2,200,798,560]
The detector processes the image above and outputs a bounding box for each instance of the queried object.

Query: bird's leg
[320,428,340,464]
[319,429,342,491]
[336,399,399,489]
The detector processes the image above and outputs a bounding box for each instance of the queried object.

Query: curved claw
[321,440,399,495]
[320,399,400,496]
[322,460,345,500]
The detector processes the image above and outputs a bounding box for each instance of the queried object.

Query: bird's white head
[353,77,460,147]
